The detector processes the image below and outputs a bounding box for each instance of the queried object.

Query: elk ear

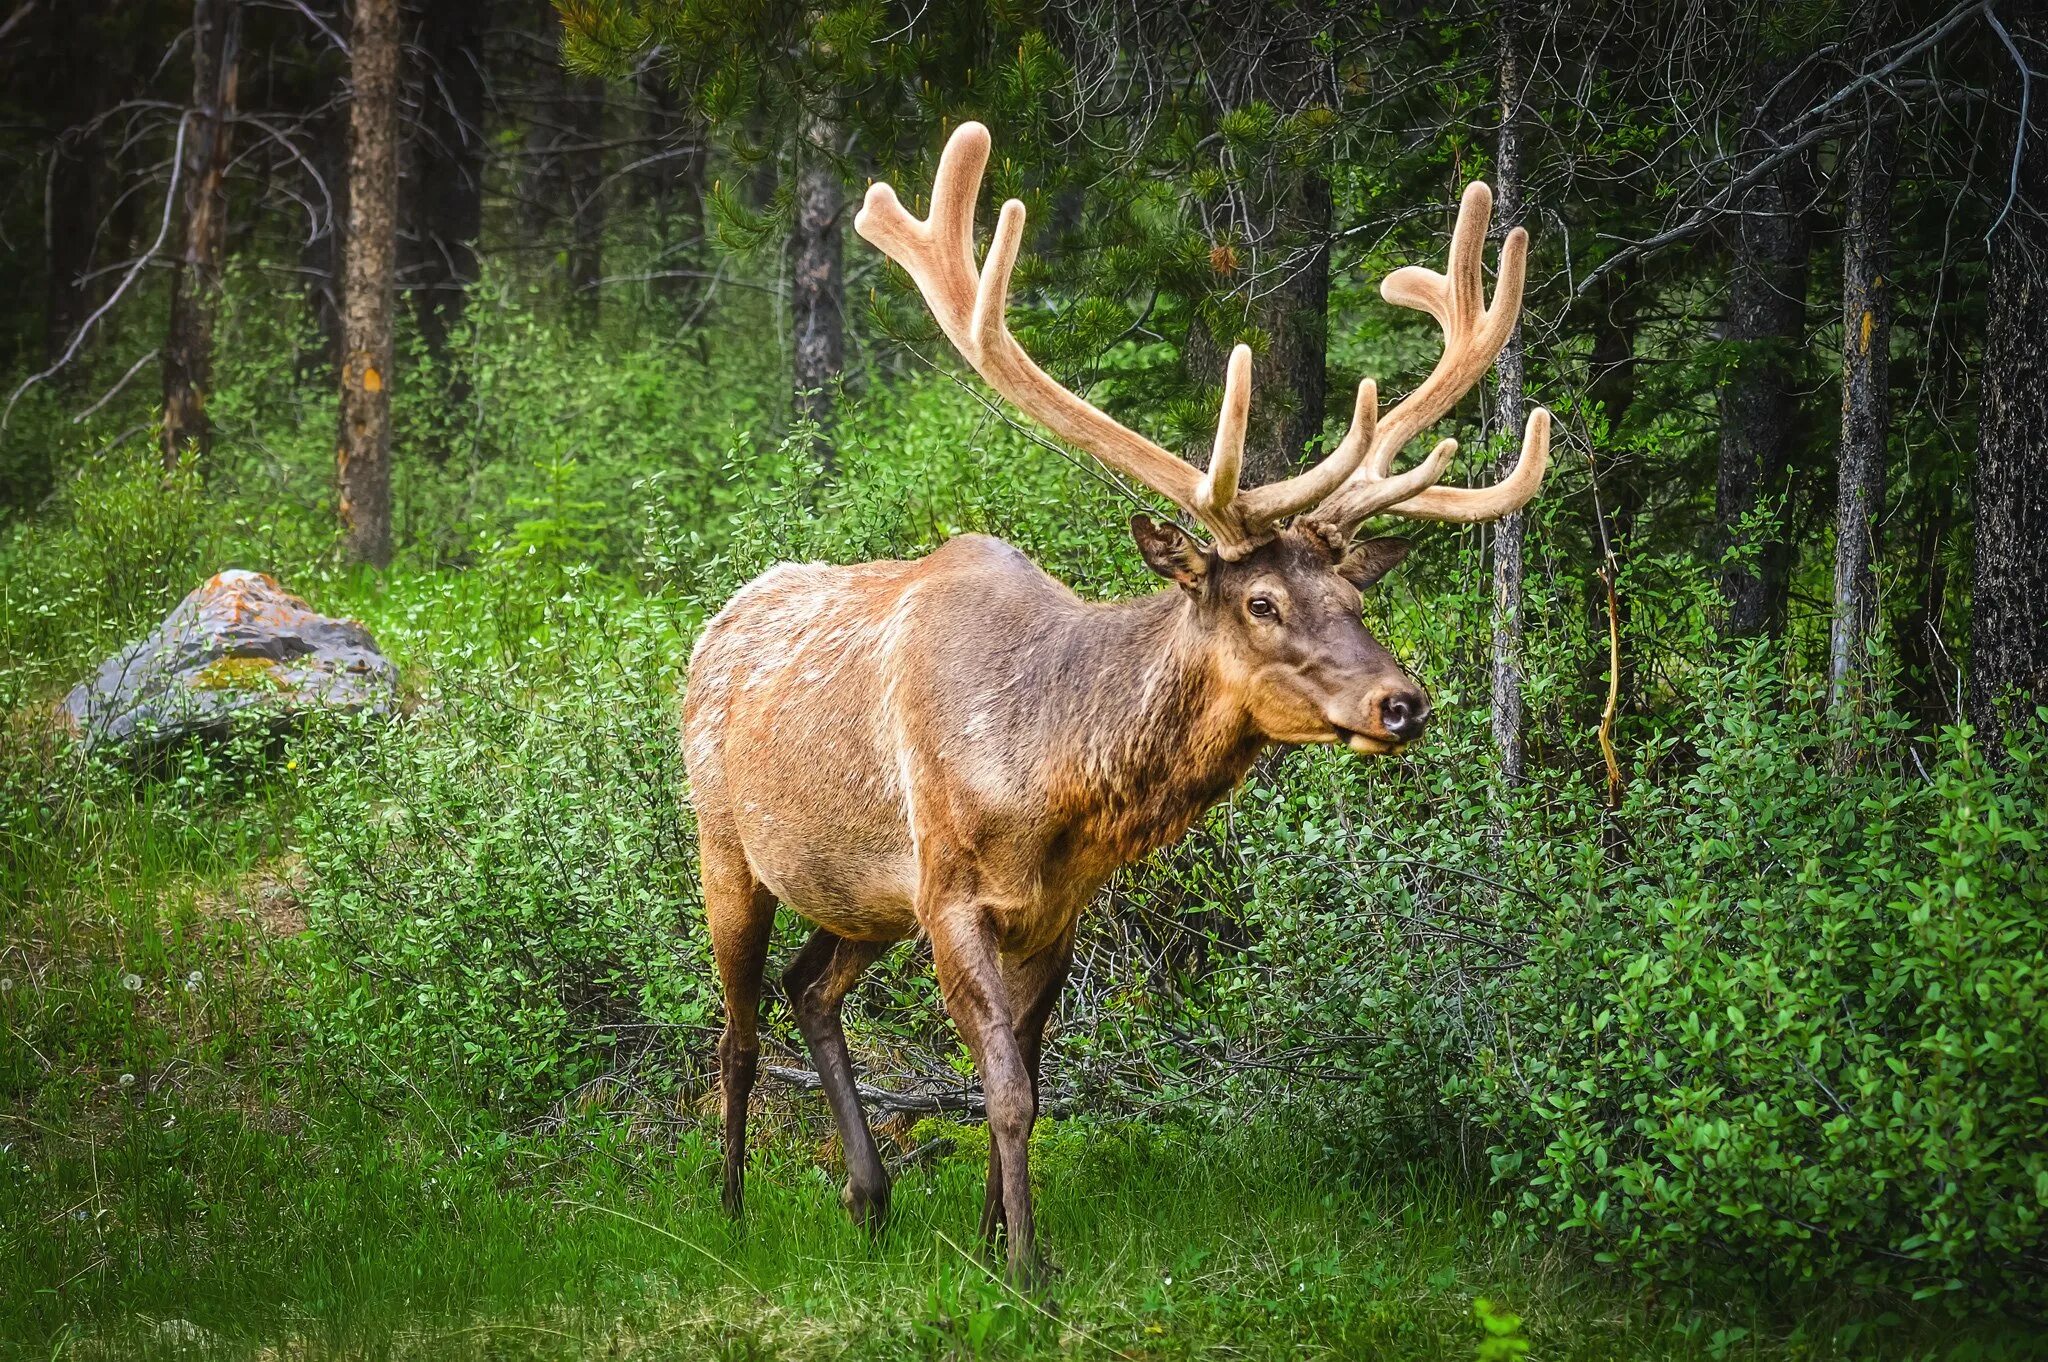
[1335,536,1412,588]
[1131,514,1210,590]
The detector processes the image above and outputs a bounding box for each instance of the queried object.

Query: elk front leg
[782,927,894,1231]
[927,905,1042,1282]
[981,926,1075,1244]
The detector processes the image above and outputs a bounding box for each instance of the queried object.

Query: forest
[0,0,2044,1357]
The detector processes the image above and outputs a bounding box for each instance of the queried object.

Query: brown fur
[682,524,1424,1278]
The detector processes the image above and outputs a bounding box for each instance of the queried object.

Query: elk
[682,122,1549,1280]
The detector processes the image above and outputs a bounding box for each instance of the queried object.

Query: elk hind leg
[704,828,775,1218]
[782,926,894,1230]
[981,926,1076,1244]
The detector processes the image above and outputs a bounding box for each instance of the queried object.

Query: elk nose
[1379,691,1431,743]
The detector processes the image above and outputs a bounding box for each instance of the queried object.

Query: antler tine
[1305,180,1549,537]
[1194,344,1252,523]
[858,122,1377,560]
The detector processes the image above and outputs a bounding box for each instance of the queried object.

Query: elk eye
[1247,595,1278,620]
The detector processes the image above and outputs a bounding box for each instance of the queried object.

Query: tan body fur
[686,534,1262,958]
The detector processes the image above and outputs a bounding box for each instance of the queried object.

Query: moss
[191,655,292,692]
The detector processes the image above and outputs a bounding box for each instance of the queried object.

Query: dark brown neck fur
[1036,589,1265,867]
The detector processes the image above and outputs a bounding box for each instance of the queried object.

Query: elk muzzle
[1333,679,1432,754]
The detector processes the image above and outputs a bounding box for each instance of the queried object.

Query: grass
[11,1097,2024,1362]
[2,566,2040,1361]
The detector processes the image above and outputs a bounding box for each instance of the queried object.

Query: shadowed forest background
[1,1,2045,1358]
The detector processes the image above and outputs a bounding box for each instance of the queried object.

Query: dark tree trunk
[1829,104,1896,718]
[1968,8,2048,750]
[402,0,487,359]
[791,106,845,471]
[339,0,400,567]
[42,1,108,370]
[638,68,709,319]
[1192,0,1331,485]
[1899,483,1955,730]
[1490,9,1529,784]
[565,74,607,328]
[301,89,350,377]
[1714,56,1814,638]
[161,0,242,465]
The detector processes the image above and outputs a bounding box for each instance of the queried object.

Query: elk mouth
[1332,724,1405,757]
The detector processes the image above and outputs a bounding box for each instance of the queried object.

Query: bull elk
[682,122,1549,1279]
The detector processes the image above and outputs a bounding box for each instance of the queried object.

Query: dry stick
[69,349,160,424]
[1583,424,1626,812]
[1598,564,1624,809]
[1574,0,1986,297]
[3,114,191,433]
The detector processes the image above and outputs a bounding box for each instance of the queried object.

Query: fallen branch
[761,1063,987,1116]
[760,1063,1079,1120]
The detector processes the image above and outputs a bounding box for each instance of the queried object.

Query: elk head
[855,122,1551,756]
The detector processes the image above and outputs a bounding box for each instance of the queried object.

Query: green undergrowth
[6,1099,2035,1362]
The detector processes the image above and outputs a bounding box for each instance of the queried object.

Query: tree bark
[1968,7,2048,750]
[639,69,709,320]
[1191,0,1331,485]
[161,0,242,465]
[1829,105,1895,718]
[338,0,400,567]
[791,105,845,471]
[42,0,108,370]
[1714,56,1814,639]
[402,0,488,359]
[1490,10,1529,784]
[566,73,607,329]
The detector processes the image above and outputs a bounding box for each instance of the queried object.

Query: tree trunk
[1191,0,1330,485]
[42,0,108,369]
[1829,105,1896,719]
[161,0,242,465]
[338,0,400,567]
[1714,56,1813,639]
[1968,8,2048,750]
[402,0,487,359]
[566,74,607,328]
[1490,10,1529,784]
[791,105,845,471]
[639,69,709,320]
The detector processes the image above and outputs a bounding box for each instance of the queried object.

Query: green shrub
[1466,704,2047,1308]
[293,574,716,1111]
[1148,663,2048,1310]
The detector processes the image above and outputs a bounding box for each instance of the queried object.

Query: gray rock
[61,570,398,751]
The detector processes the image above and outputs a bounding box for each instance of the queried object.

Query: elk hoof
[843,1175,891,1233]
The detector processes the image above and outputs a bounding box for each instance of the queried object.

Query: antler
[1304,181,1551,538]
[855,122,1372,559]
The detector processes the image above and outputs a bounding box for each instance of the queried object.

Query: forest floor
[3,571,2038,1362]
[5,860,2034,1362]
[5,1094,2016,1362]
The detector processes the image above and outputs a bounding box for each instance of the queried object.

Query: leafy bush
[1144,659,2048,1310]
[293,574,715,1111]
[1467,703,2047,1308]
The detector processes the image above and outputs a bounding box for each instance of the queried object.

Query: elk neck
[1035,586,1265,865]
